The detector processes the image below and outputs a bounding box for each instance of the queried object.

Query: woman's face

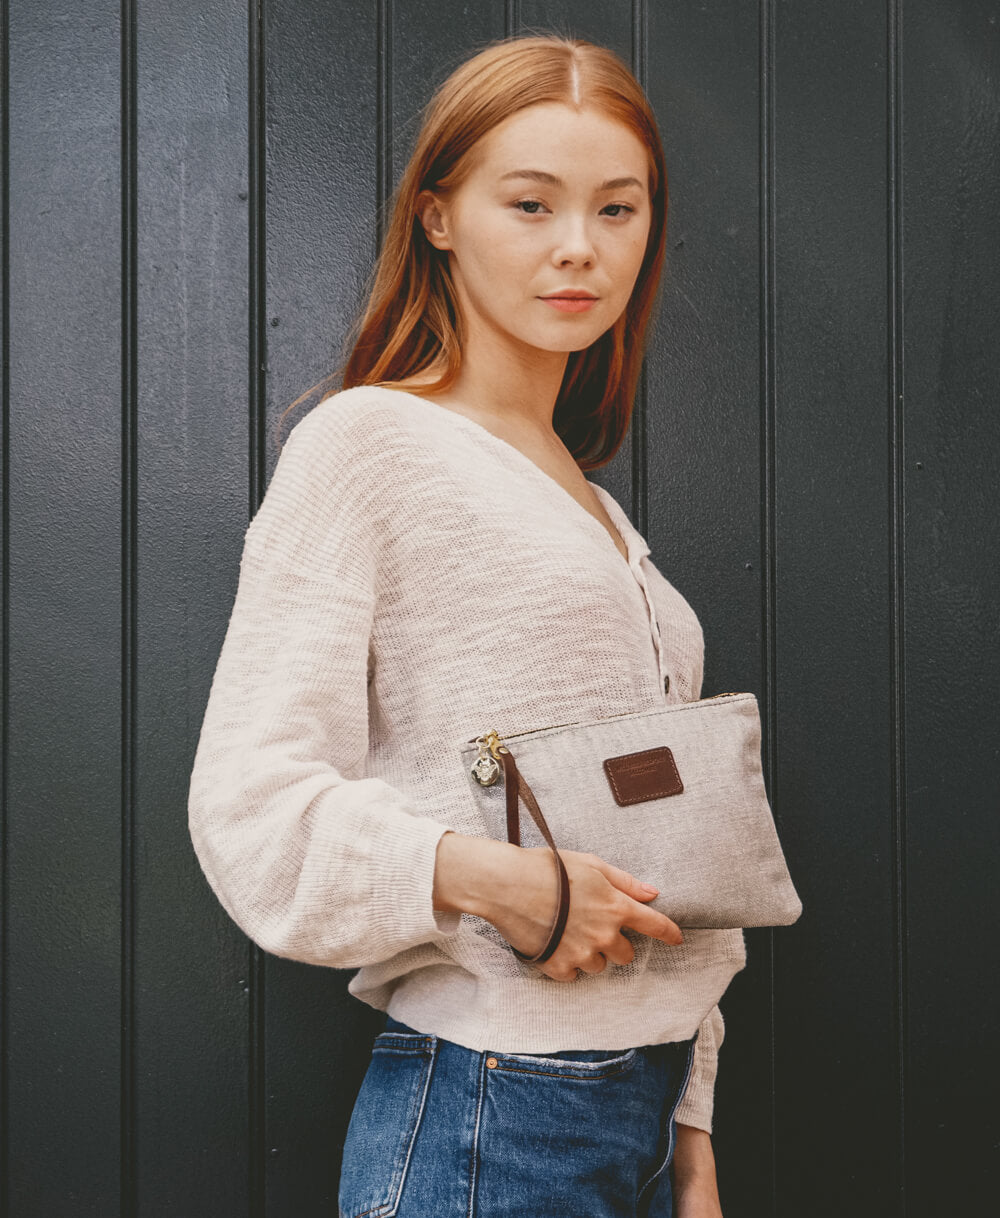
[419,102,653,356]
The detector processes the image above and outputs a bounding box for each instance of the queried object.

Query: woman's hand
[433,833,684,981]
[673,1124,724,1218]
[491,845,685,980]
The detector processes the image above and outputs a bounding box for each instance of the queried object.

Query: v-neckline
[376,386,648,575]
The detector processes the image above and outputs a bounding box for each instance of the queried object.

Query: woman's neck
[405,332,570,439]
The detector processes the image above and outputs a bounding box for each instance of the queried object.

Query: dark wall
[2,1,997,1215]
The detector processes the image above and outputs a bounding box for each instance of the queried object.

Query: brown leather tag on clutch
[602,746,684,807]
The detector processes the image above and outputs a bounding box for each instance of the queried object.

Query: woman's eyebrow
[499,168,644,191]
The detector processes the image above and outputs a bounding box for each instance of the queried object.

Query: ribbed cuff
[363,813,462,958]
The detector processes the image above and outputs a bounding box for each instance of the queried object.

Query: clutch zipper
[466,690,747,747]
[467,691,749,788]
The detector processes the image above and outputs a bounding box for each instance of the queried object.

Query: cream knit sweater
[187,385,747,1132]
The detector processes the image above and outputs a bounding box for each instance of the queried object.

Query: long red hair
[281,33,668,470]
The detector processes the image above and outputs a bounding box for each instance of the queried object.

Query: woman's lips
[539,296,598,313]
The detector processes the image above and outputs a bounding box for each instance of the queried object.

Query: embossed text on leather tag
[602,746,684,807]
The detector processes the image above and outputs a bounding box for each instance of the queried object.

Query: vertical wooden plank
[901,2,1000,1211]
[134,2,251,1214]
[264,0,379,437]
[390,0,499,188]
[772,2,898,1214]
[5,1,123,1213]
[644,4,770,1212]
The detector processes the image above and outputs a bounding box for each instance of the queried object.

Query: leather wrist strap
[499,748,570,964]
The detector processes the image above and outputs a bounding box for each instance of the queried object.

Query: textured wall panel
[6,2,124,1214]
[901,2,1000,1212]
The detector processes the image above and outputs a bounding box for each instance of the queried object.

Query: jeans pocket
[338,1030,437,1218]
[478,1045,653,1212]
[489,1045,639,1081]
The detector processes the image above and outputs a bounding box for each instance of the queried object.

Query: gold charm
[471,730,506,786]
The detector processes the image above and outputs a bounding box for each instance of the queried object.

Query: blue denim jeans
[338,1015,699,1217]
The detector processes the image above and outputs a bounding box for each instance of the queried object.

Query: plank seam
[887,0,908,1209]
[120,1,139,1213]
[758,1,778,1213]
[249,1,268,1214]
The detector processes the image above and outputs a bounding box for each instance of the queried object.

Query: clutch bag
[459,692,802,963]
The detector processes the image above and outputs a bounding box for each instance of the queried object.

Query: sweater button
[663,673,670,694]
[486,1056,498,1069]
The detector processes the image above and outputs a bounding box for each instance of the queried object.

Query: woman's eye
[602,203,635,218]
[513,199,548,215]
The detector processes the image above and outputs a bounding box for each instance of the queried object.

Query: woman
[188,33,746,1218]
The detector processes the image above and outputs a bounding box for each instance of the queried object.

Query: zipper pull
[471,729,507,786]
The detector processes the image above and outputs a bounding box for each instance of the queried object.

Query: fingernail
[641,882,658,894]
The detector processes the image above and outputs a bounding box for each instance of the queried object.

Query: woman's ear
[416,190,452,251]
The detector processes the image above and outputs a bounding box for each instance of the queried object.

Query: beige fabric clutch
[459,692,802,962]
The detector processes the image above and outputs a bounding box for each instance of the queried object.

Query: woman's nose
[550,216,596,267]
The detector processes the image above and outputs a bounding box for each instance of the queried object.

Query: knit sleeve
[673,1003,725,1133]
[187,401,462,969]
